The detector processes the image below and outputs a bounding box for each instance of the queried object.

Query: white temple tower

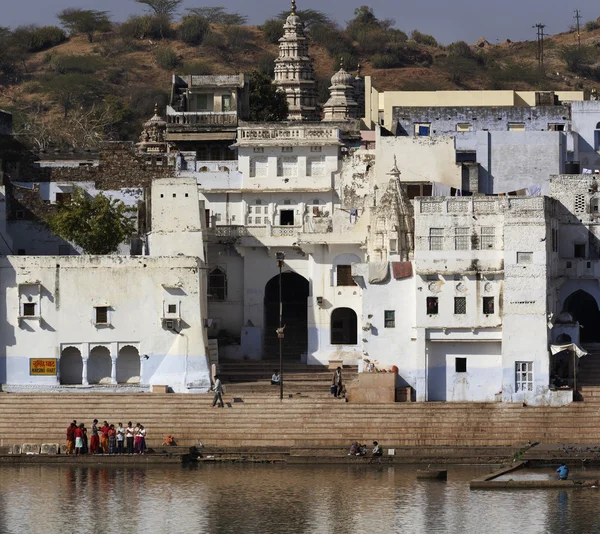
[274,0,320,121]
[322,60,359,122]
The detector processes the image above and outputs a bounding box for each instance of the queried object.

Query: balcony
[166,107,238,130]
[236,125,341,146]
[559,258,600,278]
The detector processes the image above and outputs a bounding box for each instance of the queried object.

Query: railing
[419,196,544,215]
[207,222,328,241]
[238,126,340,142]
[166,110,238,126]
[194,161,239,172]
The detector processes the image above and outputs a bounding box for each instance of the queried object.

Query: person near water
[126,422,135,455]
[108,424,117,455]
[557,463,569,480]
[74,424,84,456]
[90,419,100,455]
[372,441,382,457]
[66,422,76,455]
[116,423,125,455]
[100,421,109,454]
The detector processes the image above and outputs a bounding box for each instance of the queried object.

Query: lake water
[0,463,598,534]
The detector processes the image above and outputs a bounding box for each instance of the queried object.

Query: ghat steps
[2,393,600,449]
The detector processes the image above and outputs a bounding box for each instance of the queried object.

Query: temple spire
[273,0,320,121]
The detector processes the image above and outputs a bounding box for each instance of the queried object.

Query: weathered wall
[377,135,462,188]
[0,255,210,392]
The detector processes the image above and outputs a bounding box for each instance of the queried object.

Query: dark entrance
[280,210,294,226]
[563,290,600,343]
[264,272,309,360]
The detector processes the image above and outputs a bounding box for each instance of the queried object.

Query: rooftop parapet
[235,123,341,146]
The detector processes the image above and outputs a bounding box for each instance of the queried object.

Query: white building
[0,178,212,393]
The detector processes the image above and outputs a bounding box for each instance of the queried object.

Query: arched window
[331,308,358,345]
[208,267,227,301]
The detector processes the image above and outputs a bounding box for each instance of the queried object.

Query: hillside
[2,12,600,149]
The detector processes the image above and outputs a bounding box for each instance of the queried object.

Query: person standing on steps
[66,422,76,455]
[90,419,99,455]
[212,375,224,408]
[74,424,84,456]
[126,422,135,455]
[332,367,343,398]
[116,423,125,455]
[557,463,569,480]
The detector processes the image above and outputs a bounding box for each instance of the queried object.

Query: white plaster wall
[482,131,565,194]
[427,341,502,402]
[238,145,338,191]
[572,100,600,169]
[376,135,462,188]
[358,274,418,387]
[148,178,205,259]
[0,256,210,392]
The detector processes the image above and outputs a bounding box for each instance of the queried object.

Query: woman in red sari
[90,419,99,455]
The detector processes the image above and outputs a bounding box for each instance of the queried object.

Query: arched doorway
[331,308,358,345]
[60,347,82,385]
[264,272,309,360]
[117,346,140,384]
[88,346,112,384]
[563,290,600,343]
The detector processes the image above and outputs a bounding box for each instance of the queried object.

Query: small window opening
[23,303,36,317]
[384,310,395,328]
[455,357,467,373]
[95,306,109,324]
[427,297,438,315]
[483,297,495,315]
[168,304,177,314]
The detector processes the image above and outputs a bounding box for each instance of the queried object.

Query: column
[81,343,90,386]
[415,327,427,402]
[139,354,146,385]
[111,356,117,385]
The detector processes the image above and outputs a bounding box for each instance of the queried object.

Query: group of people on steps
[66,420,147,455]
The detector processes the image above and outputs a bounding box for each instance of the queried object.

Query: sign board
[30,359,57,376]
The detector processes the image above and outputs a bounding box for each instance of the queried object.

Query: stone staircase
[576,347,600,402]
[217,361,358,398]
[3,393,600,451]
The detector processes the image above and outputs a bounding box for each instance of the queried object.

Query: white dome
[331,68,353,86]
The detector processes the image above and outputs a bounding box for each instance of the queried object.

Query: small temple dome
[143,104,166,130]
[331,67,353,87]
[285,0,302,26]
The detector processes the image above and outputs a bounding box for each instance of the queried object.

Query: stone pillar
[81,343,90,386]
[139,354,146,384]
[111,356,117,385]
[415,327,427,402]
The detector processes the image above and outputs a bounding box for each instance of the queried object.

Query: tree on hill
[135,0,182,17]
[188,7,247,25]
[47,188,136,254]
[57,8,112,43]
[248,71,288,122]
[44,73,102,118]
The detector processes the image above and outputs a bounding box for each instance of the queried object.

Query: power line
[574,9,582,49]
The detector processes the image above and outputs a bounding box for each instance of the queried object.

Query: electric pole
[574,9,582,48]
[533,23,546,65]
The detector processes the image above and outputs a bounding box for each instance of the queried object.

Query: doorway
[563,290,600,343]
[280,210,294,226]
[263,272,309,360]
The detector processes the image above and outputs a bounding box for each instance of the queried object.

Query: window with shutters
[483,296,495,314]
[307,156,326,177]
[515,361,533,392]
[336,265,356,286]
[277,157,298,177]
[429,228,444,251]
[481,227,495,249]
[384,310,395,328]
[250,157,268,178]
[95,306,109,325]
[454,297,466,314]
[426,297,438,315]
[208,267,227,301]
[455,228,469,250]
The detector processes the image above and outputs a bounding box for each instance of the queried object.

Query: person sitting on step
[271,370,281,386]
[372,441,382,457]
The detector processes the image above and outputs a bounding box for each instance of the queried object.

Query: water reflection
[2,464,600,533]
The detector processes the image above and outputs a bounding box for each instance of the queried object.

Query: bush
[410,29,437,47]
[372,53,402,69]
[11,25,67,52]
[119,14,172,40]
[559,45,593,75]
[257,53,276,77]
[202,31,226,51]
[387,28,408,43]
[177,14,210,45]
[179,60,213,75]
[106,67,127,85]
[585,20,600,32]
[447,40,474,59]
[93,36,137,58]
[50,54,106,74]
[260,18,284,44]
[355,27,389,55]
[153,46,180,70]
[224,26,252,51]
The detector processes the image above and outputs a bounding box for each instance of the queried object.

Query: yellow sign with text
[30,359,57,376]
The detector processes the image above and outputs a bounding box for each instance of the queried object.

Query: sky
[2,0,600,45]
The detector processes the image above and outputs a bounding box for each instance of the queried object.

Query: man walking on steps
[212,375,224,408]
